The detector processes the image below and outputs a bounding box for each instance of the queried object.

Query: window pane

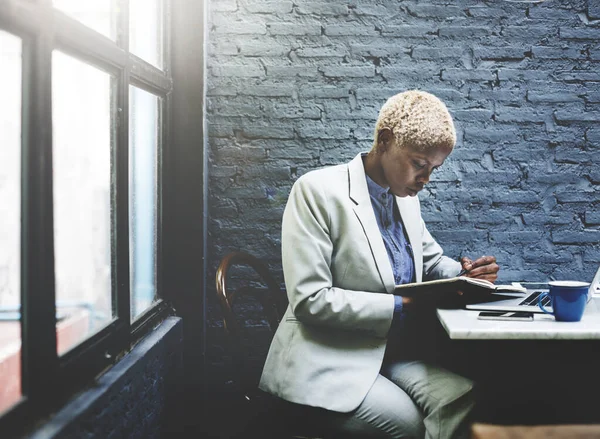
[0,31,22,415]
[53,0,116,40]
[129,86,158,321]
[130,0,163,68]
[53,52,113,355]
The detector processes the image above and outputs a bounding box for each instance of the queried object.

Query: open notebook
[394,276,526,307]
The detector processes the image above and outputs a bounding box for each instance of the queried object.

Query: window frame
[0,0,173,434]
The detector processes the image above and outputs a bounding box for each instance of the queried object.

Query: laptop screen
[590,266,600,297]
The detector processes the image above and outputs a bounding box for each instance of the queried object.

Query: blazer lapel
[347,154,396,293]
[395,196,423,283]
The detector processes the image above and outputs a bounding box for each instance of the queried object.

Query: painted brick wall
[205,0,600,398]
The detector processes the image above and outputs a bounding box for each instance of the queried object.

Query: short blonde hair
[372,90,456,152]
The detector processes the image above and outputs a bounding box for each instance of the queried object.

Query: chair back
[215,251,288,397]
[215,251,329,438]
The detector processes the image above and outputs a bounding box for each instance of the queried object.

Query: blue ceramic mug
[538,281,590,322]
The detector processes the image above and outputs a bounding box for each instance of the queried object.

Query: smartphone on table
[477,311,534,321]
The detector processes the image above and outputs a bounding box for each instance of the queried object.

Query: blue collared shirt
[364,172,415,329]
[365,173,415,288]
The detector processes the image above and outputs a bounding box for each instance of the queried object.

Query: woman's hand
[460,255,499,283]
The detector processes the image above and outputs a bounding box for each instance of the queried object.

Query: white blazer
[259,153,461,413]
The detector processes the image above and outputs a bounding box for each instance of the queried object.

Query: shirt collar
[365,170,391,200]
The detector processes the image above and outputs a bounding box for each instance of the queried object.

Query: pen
[458,255,472,277]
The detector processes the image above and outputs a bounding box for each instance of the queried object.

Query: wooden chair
[215,251,328,439]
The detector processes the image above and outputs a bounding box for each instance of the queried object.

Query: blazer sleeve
[281,175,394,339]
[421,218,462,281]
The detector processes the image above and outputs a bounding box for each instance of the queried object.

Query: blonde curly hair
[372,90,456,152]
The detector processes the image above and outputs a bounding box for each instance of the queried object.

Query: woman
[259,90,499,438]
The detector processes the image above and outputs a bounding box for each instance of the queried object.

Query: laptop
[466,265,600,313]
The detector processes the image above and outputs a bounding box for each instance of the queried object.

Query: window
[52,51,113,354]
[130,0,164,68]
[0,0,171,431]
[0,30,22,416]
[53,0,115,40]
[129,86,160,320]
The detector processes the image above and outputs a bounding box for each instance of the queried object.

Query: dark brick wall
[206,0,600,397]
[28,318,183,439]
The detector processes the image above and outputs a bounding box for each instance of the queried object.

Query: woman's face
[380,140,452,197]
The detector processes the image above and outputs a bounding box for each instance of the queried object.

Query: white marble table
[437,296,600,340]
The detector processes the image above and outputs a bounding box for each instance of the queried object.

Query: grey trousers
[323,361,475,439]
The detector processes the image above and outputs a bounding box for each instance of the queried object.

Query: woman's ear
[377,128,393,153]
